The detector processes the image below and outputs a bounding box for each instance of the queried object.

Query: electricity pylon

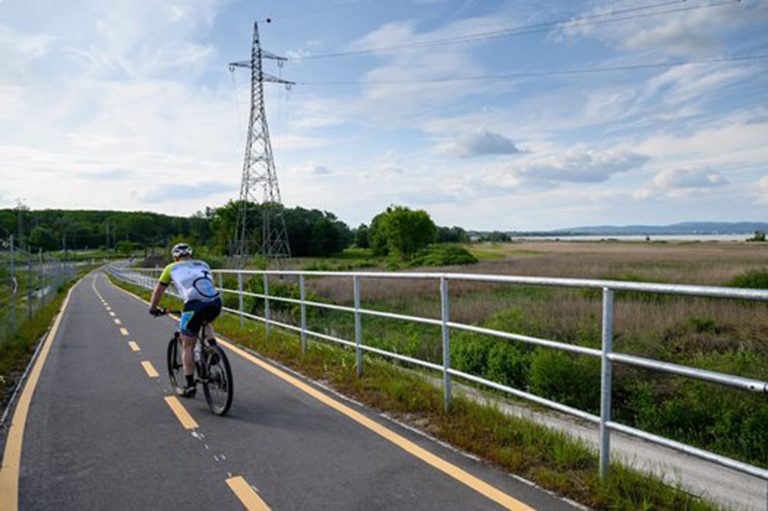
[229,21,293,267]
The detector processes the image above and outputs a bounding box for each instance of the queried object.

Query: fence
[108,265,768,483]
[0,235,80,344]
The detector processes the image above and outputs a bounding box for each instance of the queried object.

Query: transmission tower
[229,21,293,266]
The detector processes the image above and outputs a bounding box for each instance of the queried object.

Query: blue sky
[1,0,766,230]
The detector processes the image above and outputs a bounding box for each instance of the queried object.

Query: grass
[211,241,768,467]
[111,275,721,511]
[0,267,96,412]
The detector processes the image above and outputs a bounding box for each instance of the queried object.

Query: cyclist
[149,243,222,397]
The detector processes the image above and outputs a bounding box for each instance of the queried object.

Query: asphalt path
[5,272,580,510]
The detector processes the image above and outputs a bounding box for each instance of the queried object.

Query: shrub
[529,349,601,413]
[407,245,478,267]
[728,269,768,289]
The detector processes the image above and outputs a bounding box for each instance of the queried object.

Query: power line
[297,53,768,85]
[259,0,369,24]
[288,0,739,61]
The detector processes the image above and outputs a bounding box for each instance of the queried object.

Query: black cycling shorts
[179,298,222,337]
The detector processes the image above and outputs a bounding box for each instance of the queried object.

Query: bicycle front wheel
[202,344,233,415]
[166,334,185,395]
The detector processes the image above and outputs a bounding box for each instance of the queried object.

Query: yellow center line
[141,360,159,378]
[219,340,535,511]
[164,396,198,430]
[128,341,140,352]
[113,318,122,325]
[119,327,129,336]
[226,476,271,511]
[110,278,535,511]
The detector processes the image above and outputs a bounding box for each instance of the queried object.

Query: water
[514,234,752,242]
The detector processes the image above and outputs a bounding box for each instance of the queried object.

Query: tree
[354,224,370,248]
[28,226,57,251]
[368,205,437,260]
[368,212,390,256]
[436,226,469,243]
[482,231,511,242]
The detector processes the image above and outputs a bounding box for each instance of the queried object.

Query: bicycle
[155,308,234,416]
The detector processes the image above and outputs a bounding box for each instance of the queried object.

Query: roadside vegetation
[219,241,768,469]
[0,266,97,413]
[112,275,720,510]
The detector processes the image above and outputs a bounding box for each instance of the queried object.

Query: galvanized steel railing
[107,265,768,483]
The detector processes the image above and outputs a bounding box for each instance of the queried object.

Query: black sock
[185,374,194,387]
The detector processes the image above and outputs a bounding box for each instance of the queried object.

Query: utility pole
[229,21,293,267]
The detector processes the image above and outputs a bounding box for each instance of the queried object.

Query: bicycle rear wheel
[166,334,185,395]
[202,343,233,415]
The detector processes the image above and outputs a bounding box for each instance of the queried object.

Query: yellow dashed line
[226,476,271,511]
[113,318,122,325]
[110,278,534,511]
[128,341,140,352]
[109,311,116,316]
[141,361,159,378]
[119,327,129,336]
[164,396,198,430]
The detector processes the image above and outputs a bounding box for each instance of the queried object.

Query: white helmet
[171,243,193,258]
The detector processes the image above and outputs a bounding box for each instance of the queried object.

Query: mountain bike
[155,308,234,416]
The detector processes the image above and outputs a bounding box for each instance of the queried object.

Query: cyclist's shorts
[180,298,222,337]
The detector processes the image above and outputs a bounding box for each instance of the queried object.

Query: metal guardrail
[108,265,768,483]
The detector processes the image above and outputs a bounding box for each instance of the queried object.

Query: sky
[1,0,767,230]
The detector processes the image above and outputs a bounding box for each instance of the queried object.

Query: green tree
[369,205,437,260]
[368,212,390,256]
[436,226,469,243]
[28,226,57,251]
[354,224,370,248]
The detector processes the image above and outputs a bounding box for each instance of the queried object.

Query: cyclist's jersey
[158,260,220,304]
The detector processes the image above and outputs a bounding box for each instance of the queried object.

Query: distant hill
[552,222,768,236]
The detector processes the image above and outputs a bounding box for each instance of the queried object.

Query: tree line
[0,202,470,259]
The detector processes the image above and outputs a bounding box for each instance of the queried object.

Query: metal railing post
[263,274,270,337]
[237,272,244,328]
[441,276,451,413]
[354,275,362,377]
[10,235,16,332]
[217,272,223,291]
[38,249,44,307]
[599,287,615,479]
[300,274,307,354]
[27,252,33,320]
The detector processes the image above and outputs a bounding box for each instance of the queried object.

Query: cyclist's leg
[180,333,196,377]
[201,298,222,341]
[180,301,205,390]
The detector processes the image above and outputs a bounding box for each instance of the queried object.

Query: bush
[529,349,601,413]
[407,245,478,267]
[728,269,768,289]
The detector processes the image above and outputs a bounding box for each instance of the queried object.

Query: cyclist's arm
[149,282,167,310]
[149,264,173,310]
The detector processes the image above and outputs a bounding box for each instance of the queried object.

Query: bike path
[9,272,578,510]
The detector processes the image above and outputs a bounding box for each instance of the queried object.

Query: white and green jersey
[158,260,220,304]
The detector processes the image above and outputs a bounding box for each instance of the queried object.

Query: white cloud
[139,180,236,202]
[472,146,649,192]
[0,25,54,59]
[635,167,728,200]
[438,129,520,158]
[293,163,332,175]
[755,176,768,204]
[558,0,768,57]
[515,147,648,185]
[653,167,727,189]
